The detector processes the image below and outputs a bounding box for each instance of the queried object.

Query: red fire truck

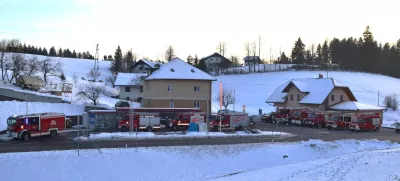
[291,109,309,126]
[349,114,382,132]
[274,107,291,125]
[326,113,353,130]
[6,112,66,141]
[209,112,250,131]
[169,112,206,131]
[118,112,161,132]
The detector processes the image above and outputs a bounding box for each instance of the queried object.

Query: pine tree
[49,46,57,56]
[42,47,48,56]
[58,48,63,57]
[38,47,43,55]
[196,59,207,72]
[59,72,66,81]
[111,46,123,73]
[315,44,322,66]
[291,37,306,66]
[193,54,199,65]
[107,55,113,60]
[72,50,77,58]
[22,44,27,53]
[321,40,330,66]
[124,50,134,72]
[103,55,107,60]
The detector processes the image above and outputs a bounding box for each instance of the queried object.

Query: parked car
[115,101,130,107]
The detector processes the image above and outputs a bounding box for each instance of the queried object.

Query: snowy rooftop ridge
[266,77,353,104]
[329,101,387,111]
[141,59,163,68]
[145,58,217,81]
[115,73,148,86]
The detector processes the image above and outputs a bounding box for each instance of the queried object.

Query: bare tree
[88,69,101,82]
[213,88,236,110]
[25,55,39,76]
[9,53,26,83]
[40,57,62,85]
[258,35,262,72]
[244,42,251,72]
[106,75,117,88]
[0,39,9,81]
[230,55,239,67]
[216,41,227,57]
[76,83,104,106]
[72,73,78,88]
[251,41,257,72]
[165,45,175,62]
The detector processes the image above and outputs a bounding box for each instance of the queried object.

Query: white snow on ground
[0,101,84,131]
[0,140,399,181]
[0,134,12,141]
[212,71,400,128]
[74,130,292,141]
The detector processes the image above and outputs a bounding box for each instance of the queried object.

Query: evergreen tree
[49,46,57,56]
[305,50,313,65]
[193,54,199,65]
[59,72,66,81]
[22,44,27,53]
[72,50,77,58]
[111,46,123,73]
[107,55,113,60]
[279,52,290,64]
[42,47,48,56]
[291,37,306,65]
[103,55,107,60]
[124,50,135,72]
[196,59,207,72]
[38,47,43,55]
[58,48,63,57]
[315,44,322,66]
[77,52,82,58]
[321,40,330,66]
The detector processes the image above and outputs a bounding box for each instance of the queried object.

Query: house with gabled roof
[131,59,164,74]
[142,57,217,113]
[266,75,357,110]
[199,52,231,72]
[115,73,147,101]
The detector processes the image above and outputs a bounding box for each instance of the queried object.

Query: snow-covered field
[212,71,400,128]
[0,139,399,181]
[0,101,84,131]
[74,130,292,141]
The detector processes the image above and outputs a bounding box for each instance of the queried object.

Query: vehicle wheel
[50,130,58,137]
[351,129,354,132]
[317,123,322,129]
[327,126,332,130]
[121,126,128,132]
[147,126,153,132]
[212,125,218,132]
[21,132,30,141]
[172,124,178,132]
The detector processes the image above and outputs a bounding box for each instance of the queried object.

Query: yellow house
[265,77,358,110]
[142,58,217,113]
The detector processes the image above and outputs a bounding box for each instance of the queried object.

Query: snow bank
[0,101,84,131]
[0,139,398,181]
[75,130,292,141]
[0,134,12,141]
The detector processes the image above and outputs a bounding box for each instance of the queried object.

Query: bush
[383,94,398,111]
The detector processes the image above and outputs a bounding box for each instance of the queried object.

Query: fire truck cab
[169,112,206,131]
[209,112,250,131]
[7,112,66,141]
[274,107,291,125]
[350,114,381,132]
[326,113,353,130]
[118,112,161,132]
[291,109,309,126]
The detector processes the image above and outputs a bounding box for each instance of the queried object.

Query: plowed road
[1,123,399,154]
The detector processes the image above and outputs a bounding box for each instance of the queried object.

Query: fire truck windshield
[7,117,16,126]
[330,115,340,121]
[293,112,300,117]
[307,113,317,118]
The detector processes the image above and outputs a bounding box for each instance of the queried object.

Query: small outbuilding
[16,75,45,90]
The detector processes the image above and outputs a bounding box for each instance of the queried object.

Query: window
[194,102,200,108]
[28,117,39,125]
[297,94,300,101]
[290,94,294,101]
[125,87,131,92]
[331,95,335,101]
[168,85,172,91]
[340,95,343,101]
[170,101,174,108]
[140,86,143,93]
[194,86,200,92]
[126,97,130,100]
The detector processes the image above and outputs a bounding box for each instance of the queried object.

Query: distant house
[131,59,164,74]
[243,56,263,66]
[16,75,45,90]
[142,58,217,113]
[115,73,147,101]
[199,53,231,72]
[266,76,357,110]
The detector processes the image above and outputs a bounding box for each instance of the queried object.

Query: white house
[115,73,147,101]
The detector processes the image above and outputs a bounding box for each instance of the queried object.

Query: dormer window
[170,68,175,72]
[191,69,195,73]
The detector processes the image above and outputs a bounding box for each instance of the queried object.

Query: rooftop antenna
[94,44,99,70]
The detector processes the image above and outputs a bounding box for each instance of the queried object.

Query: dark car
[115,101,130,108]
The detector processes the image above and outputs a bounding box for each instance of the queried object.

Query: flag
[219,81,223,109]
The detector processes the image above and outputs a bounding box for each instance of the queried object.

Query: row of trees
[280,26,400,78]
[1,39,95,60]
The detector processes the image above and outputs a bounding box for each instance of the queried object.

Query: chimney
[318,74,323,78]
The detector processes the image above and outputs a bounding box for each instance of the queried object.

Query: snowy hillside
[0,101,84,131]
[0,140,399,181]
[211,71,400,128]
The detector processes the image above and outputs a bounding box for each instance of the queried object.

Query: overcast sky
[1,0,399,61]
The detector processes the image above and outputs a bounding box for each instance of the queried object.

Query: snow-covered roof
[329,101,387,111]
[115,73,147,86]
[141,59,163,68]
[265,80,290,103]
[266,78,353,104]
[145,58,217,81]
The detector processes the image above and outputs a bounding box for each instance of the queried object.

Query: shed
[16,75,45,90]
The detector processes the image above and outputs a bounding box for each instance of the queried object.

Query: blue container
[188,122,199,132]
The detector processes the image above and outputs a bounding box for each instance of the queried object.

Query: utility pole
[378,91,380,106]
[94,44,99,70]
